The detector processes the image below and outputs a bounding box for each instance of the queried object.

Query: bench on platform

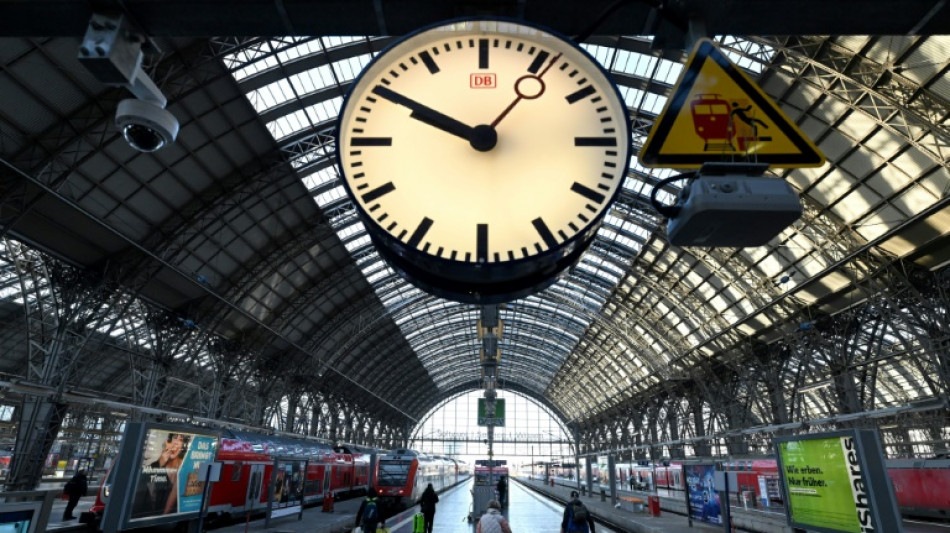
[618,496,645,513]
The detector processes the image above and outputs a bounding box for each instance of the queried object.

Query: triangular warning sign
[639,39,825,169]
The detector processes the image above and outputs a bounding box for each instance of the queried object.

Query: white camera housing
[115,98,179,152]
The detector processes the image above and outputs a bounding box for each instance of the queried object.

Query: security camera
[115,98,179,152]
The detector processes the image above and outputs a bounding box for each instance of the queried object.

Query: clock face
[337,19,630,303]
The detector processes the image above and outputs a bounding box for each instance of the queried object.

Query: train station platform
[209,475,622,533]
[43,476,950,533]
[517,477,720,533]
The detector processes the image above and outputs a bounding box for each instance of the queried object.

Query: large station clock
[337,19,630,304]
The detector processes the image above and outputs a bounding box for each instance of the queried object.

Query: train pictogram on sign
[639,39,825,169]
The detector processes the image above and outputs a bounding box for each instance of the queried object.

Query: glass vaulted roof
[217,33,950,423]
[0,26,947,436]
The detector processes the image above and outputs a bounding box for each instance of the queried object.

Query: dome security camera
[115,98,179,152]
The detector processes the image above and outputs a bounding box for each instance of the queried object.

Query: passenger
[496,475,507,506]
[62,469,88,521]
[418,482,439,533]
[561,490,595,533]
[356,488,384,533]
[476,500,512,533]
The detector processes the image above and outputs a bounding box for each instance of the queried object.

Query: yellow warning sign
[639,39,825,169]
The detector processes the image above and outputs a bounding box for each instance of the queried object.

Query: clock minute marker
[476,224,488,262]
[527,50,550,74]
[532,217,559,250]
[566,85,596,104]
[571,182,606,204]
[351,137,393,146]
[407,217,434,249]
[479,39,489,69]
[361,182,396,204]
[574,137,616,146]
[419,50,440,74]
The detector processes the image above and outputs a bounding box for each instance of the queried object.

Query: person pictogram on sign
[730,101,772,151]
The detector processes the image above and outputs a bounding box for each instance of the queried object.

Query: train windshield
[377,460,412,486]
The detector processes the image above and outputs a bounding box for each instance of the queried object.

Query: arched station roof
[0,1,948,447]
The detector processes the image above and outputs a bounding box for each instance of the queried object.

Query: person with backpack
[356,488,384,533]
[561,491,595,533]
[418,482,439,533]
[61,469,89,521]
[476,500,512,533]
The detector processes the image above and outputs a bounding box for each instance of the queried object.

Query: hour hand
[372,85,496,151]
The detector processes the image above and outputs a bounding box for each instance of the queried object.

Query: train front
[373,450,418,509]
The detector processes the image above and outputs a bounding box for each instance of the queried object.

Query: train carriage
[373,449,460,509]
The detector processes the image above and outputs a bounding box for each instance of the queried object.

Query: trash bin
[648,495,661,517]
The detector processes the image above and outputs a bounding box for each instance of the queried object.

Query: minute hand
[372,85,476,141]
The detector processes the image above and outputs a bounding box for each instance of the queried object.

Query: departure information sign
[775,430,903,533]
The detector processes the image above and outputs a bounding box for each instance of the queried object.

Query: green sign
[778,434,874,533]
[477,398,505,426]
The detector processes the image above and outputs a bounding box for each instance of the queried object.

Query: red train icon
[690,94,772,152]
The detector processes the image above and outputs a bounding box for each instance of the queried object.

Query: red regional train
[373,449,469,509]
[83,430,378,527]
[583,457,950,519]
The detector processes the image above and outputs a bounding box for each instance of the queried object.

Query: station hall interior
[1,0,950,530]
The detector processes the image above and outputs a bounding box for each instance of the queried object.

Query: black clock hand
[372,85,496,151]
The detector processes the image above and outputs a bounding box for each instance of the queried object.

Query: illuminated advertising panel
[130,428,219,520]
[684,464,721,525]
[775,430,903,533]
[269,459,307,520]
[101,423,220,531]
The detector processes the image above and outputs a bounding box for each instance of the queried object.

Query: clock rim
[335,16,631,301]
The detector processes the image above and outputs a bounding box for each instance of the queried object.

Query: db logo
[470,73,496,88]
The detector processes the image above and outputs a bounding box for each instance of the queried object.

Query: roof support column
[5,250,111,490]
[689,395,712,457]
[667,401,685,460]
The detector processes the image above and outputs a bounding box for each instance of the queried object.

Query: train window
[232,461,243,482]
[378,460,411,486]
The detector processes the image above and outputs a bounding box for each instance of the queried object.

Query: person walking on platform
[476,500,512,533]
[561,490,595,533]
[356,488,384,533]
[418,482,439,533]
[496,475,507,507]
[62,470,88,521]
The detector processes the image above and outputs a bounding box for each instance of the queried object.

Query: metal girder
[2,246,116,490]
[1,1,947,37]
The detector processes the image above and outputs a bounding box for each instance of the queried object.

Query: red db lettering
[470,73,496,88]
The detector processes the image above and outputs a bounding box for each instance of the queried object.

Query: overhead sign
[639,38,825,169]
[477,398,505,427]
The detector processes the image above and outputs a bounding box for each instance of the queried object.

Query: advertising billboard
[130,428,219,520]
[684,463,721,525]
[269,459,307,520]
[775,430,903,533]
[101,423,220,531]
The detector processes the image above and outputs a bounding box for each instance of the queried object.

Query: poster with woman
[131,429,218,520]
